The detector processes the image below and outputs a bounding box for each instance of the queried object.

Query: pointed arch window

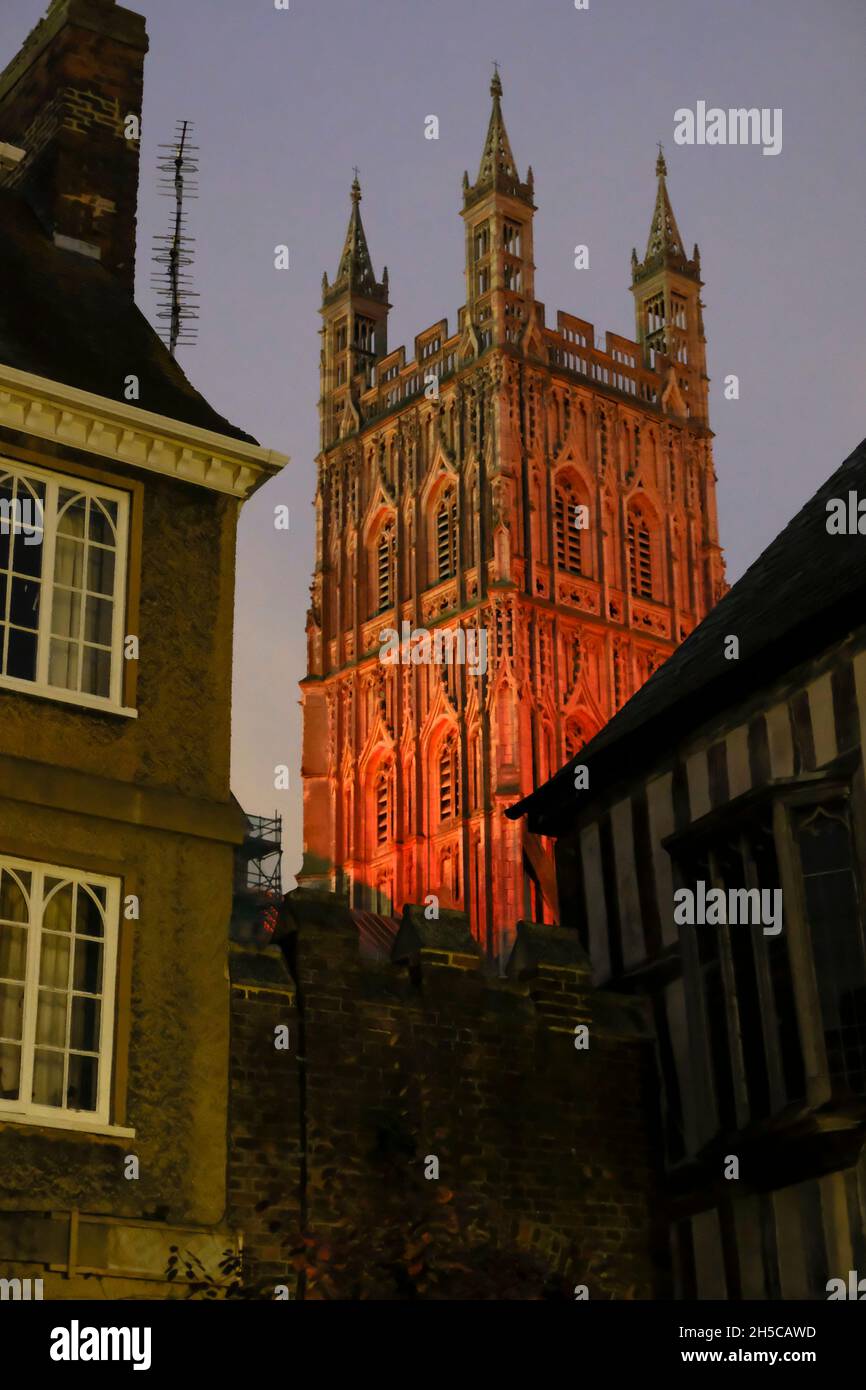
[645,293,665,339]
[627,510,653,598]
[554,480,583,575]
[374,764,393,846]
[503,222,522,258]
[435,486,458,582]
[439,732,461,823]
[376,520,396,613]
[354,316,375,353]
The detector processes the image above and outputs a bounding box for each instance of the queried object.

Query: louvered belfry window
[377,522,395,613]
[554,484,582,575]
[375,768,391,846]
[436,488,458,582]
[627,513,653,598]
[439,735,460,822]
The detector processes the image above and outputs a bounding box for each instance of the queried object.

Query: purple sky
[1,0,864,886]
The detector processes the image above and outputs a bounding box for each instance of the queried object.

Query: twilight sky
[1,0,864,886]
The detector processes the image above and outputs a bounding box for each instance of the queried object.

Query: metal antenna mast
[152,120,199,356]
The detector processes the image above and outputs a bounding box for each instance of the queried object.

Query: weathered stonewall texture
[228,889,666,1298]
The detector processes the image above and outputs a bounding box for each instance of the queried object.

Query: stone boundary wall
[228,889,666,1299]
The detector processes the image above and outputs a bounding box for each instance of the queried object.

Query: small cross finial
[490,61,502,97]
[656,142,667,177]
[352,165,360,181]
[350,167,361,202]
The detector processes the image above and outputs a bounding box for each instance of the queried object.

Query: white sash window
[0,461,130,712]
[0,856,120,1126]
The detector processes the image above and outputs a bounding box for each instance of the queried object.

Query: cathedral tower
[299,77,725,962]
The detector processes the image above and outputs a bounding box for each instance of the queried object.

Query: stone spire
[632,146,698,283]
[323,174,388,305]
[463,67,533,211]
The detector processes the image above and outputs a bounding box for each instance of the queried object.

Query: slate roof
[0,189,256,444]
[509,436,866,835]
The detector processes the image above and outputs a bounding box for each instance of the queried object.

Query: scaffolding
[232,812,283,942]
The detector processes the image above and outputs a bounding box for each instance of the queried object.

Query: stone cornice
[0,362,288,499]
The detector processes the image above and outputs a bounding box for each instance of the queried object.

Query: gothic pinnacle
[323,167,388,305]
[643,144,685,263]
[467,63,530,205]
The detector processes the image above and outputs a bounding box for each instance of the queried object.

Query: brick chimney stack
[0,0,148,294]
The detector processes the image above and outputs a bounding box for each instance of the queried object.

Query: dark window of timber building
[795,798,866,1096]
[673,1219,697,1299]
[683,846,738,1133]
[700,924,738,1133]
[560,842,589,956]
[676,811,806,1136]
[831,663,860,755]
[599,814,623,978]
[714,834,770,1121]
[753,819,805,1102]
[653,992,685,1163]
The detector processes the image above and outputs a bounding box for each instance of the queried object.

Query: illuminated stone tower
[299,76,725,961]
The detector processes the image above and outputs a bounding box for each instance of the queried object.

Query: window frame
[554,481,584,576]
[438,733,461,824]
[772,774,866,1109]
[664,758,865,1141]
[0,852,123,1131]
[435,487,458,584]
[374,765,392,847]
[375,520,396,615]
[626,510,654,599]
[0,458,133,716]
